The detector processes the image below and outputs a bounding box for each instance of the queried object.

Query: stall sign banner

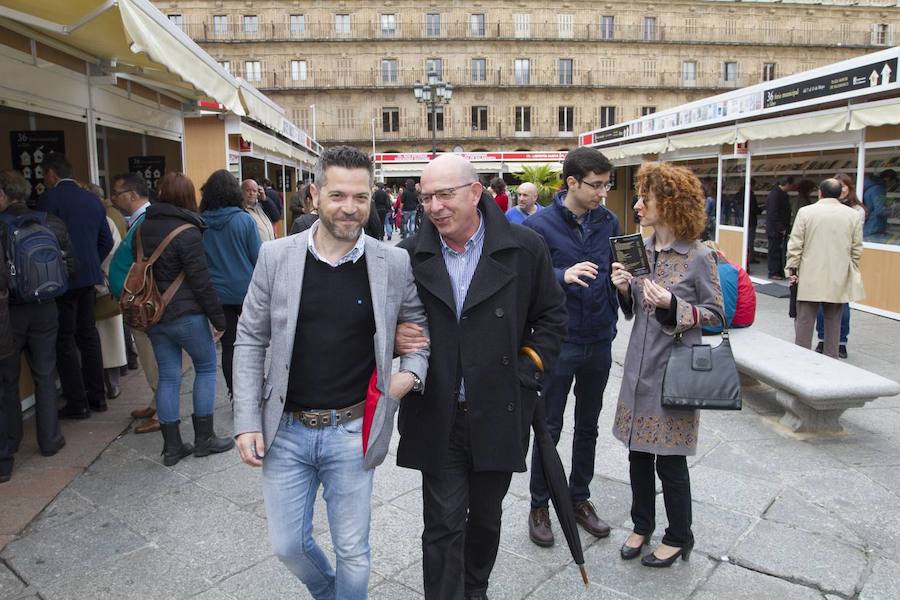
[10,131,66,201]
[128,156,165,191]
[764,57,898,109]
[592,125,629,144]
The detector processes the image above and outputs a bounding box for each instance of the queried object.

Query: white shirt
[307,220,366,267]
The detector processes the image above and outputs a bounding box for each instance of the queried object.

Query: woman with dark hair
[199,170,261,397]
[814,173,866,358]
[139,172,232,466]
[490,176,509,212]
[610,162,723,567]
[289,183,318,234]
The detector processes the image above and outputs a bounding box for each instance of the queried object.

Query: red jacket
[494,192,509,212]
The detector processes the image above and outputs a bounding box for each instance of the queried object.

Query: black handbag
[661,308,742,411]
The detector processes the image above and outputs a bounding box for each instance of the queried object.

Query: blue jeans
[147,313,217,424]
[402,210,416,238]
[383,214,393,238]
[816,303,850,344]
[263,413,373,600]
[530,340,613,508]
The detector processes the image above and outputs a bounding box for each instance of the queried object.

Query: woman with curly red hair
[611,162,724,567]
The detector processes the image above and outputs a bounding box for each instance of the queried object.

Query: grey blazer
[232,230,429,469]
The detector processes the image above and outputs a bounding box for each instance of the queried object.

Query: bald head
[516,182,539,211]
[420,154,483,250]
[422,154,478,185]
[241,179,259,206]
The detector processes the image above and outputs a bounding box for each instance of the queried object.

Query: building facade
[156,0,899,153]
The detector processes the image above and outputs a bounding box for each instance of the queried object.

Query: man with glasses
[107,173,161,433]
[394,154,566,599]
[521,147,620,548]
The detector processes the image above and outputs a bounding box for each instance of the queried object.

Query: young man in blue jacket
[522,147,620,547]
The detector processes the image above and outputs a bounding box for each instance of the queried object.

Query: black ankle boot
[160,421,193,467]
[192,415,235,457]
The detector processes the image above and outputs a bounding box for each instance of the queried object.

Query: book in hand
[609,233,651,277]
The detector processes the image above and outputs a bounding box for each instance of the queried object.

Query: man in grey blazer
[232,146,429,600]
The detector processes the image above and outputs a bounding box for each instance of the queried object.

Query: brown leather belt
[291,399,366,429]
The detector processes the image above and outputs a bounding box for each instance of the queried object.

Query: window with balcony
[470,14,485,37]
[335,14,350,35]
[426,106,444,131]
[382,59,399,83]
[763,20,776,40]
[599,58,615,77]
[872,23,894,46]
[724,19,737,37]
[425,13,441,37]
[212,15,228,34]
[244,61,261,82]
[514,14,530,39]
[382,107,400,133]
[600,15,614,40]
[682,60,697,82]
[641,106,656,116]
[472,106,488,131]
[290,60,308,81]
[723,61,738,82]
[425,58,443,78]
[839,23,851,45]
[289,14,305,35]
[642,58,657,80]
[168,14,183,29]
[559,59,573,85]
[762,63,777,82]
[558,106,574,133]
[337,107,354,129]
[642,16,657,41]
[293,107,310,130]
[218,60,230,73]
[558,14,574,39]
[514,59,530,85]
[243,15,258,33]
[380,14,397,37]
[684,17,697,39]
[600,106,616,128]
[471,58,486,82]
[515,106,532,132]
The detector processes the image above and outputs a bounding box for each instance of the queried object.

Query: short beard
[321,216,362,241]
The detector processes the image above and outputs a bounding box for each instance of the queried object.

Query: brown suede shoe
[528,507,555,547]
[134,417,160,434]
[131,406,156,419]
[574,501,611,538]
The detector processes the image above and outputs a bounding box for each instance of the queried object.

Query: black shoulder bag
[662,307,742,411]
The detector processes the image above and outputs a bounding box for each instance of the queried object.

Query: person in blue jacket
[862,169,896,239]
[199,170,261,398]
[521,147,620,548]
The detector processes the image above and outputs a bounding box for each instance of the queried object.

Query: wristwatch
[402,370,424,393]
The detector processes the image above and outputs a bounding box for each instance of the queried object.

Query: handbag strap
[135,224,194,264]
[675,305,729,344]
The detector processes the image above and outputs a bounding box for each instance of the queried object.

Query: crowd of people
[0,142,867,600]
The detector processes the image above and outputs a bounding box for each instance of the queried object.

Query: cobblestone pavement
[2,287,899,600]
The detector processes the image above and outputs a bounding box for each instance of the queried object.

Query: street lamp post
[413,71,453,159]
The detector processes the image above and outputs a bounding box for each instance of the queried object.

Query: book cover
[610,233,651,277]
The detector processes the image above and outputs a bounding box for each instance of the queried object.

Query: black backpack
[0,211,68,304]
[0,241,13,359]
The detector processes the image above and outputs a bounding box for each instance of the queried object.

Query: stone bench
[702,328,900,434]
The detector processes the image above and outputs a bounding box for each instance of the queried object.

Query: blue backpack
[0,211,68,303]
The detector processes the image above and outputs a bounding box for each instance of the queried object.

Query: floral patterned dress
[613,236,724,456]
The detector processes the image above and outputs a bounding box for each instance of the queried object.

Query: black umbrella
[531,395,589,586]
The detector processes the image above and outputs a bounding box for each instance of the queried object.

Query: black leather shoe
[191,415,235,457]
[620,529,654,560]
[58,404,90,419]
[839,345,848,359]
[815,341,823,354]
[528,507,554,547]
[641,543,693,568]
[574,501,610,538]
[40,438,66,457]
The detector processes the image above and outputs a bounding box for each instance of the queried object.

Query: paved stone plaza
[1,288,899,600]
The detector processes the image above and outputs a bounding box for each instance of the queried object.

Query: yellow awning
[849,103,900,130]
[668,128,736,150]
[0,0,244,115]
[737,112,847,142]
[605,139,669,160]
[239,81,285,132]
[240,123,297,162]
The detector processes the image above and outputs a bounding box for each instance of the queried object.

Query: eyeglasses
[420,181,477,205]
[110,188,133,199]
[579,179,613,192]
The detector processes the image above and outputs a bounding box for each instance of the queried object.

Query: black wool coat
[137,203,226,331]
[397,196,567,474]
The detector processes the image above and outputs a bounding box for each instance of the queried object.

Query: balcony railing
[237,67,754,92]
[181,19,885,49]
[320,117,590,144]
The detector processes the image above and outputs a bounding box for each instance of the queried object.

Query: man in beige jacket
[241,179,275,243]
[786,178,864,359]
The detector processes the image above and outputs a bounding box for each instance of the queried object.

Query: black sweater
[137,203,225,331]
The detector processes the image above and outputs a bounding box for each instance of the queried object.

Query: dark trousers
[629,450,693,548]
[796,301,842,359]
[816,303,850,345]
[421,407,512,599]
[221,304,242,395]
[530,340,612,508]
[55,286,105,409]
[767,232,786,277]
[0,303,64,465]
